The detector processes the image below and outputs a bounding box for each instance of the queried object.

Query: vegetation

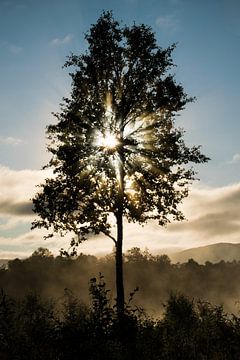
[1,247,240,315]
[32,11,208,315]
[1,274,240,360]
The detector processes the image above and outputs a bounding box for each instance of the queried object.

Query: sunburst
[95,132,119,151]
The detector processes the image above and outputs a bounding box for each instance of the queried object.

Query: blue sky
[0,0,240,258]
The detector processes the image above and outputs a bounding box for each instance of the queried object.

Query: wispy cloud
[0,165,50,220]
[0,166,55,256]
[229,153,240,164]
[0,200,33,217]
[0,136,22,146]
[168,183,240,241]
[1,165,240,259]
[155,14,179,33]
[51,34,73,46]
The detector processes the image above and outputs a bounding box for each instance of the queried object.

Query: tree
[31,247,54,258]
[32,11,208,317]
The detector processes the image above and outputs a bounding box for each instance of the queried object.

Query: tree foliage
[32,11,208,248]
[32,11,209,316]
[1,286,240,360]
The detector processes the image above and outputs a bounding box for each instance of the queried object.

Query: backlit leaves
[32,11,208,243]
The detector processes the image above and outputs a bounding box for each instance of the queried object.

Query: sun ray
[105,92,113,120]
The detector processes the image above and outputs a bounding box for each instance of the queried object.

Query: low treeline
[1,276,240,359]
[1,247,240,315]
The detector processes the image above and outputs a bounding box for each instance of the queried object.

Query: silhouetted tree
[125,247,149,263]
[31,247,54,258]
[32,11,208,316]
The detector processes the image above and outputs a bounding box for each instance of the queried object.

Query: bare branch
[101,231,117,245]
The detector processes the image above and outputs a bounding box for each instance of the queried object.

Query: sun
[95,132,119,151]
[101,133,119,149]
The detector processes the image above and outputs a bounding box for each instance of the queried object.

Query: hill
[170,242,240,264]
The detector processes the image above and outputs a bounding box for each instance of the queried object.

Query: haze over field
[0,0,240,258]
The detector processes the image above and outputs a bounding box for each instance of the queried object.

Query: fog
[1,247,240,316]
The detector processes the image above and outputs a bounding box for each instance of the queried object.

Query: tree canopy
[32,11,208,315]
[32,11,208,246]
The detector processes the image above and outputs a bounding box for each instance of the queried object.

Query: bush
[1,282,240,359]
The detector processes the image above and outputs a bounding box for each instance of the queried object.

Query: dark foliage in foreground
[1,276,240,360]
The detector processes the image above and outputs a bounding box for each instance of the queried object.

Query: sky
[0,0,240,258]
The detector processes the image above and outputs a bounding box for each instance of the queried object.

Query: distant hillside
[170,243,240,264]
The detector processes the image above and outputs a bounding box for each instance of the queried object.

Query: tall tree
[32,11,208,316]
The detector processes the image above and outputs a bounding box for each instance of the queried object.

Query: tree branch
[101,231,117,245]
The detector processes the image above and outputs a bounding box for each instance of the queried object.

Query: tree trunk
[115,210,125,316]
[115,126,125,317]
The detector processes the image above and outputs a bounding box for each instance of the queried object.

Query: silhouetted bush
[1,277,240,359]
[2,248,240,358]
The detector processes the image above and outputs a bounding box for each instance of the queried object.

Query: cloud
[83,183,240,255]
[0,136,22,146]
[229,153,240,164]
[0,200,33,217]
[1,165,240,259]
[155,14,179,33]
[0,229,69,259]
[51,34,73,46]
[0,165,51,217]
[0,166,55,257]
[168,183,240,241]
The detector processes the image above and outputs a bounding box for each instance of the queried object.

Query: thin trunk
[115,124,125,317]
[115,210,124,316]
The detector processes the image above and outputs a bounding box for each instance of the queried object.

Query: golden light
[105,92,113,118]
[125,177,137,197]
[101,133,119,149]
[95,132,119,151]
